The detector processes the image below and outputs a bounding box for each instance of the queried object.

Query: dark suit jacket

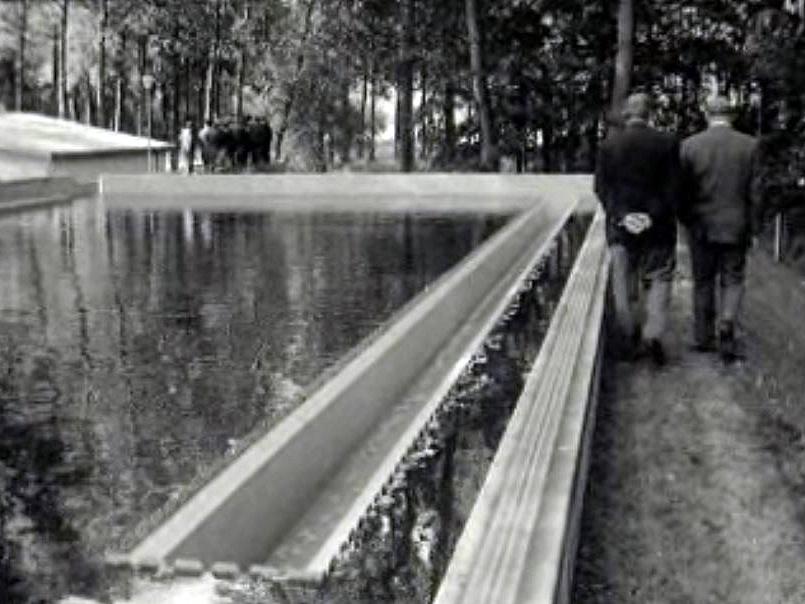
[680,124,761,245]
[594,122,680,246]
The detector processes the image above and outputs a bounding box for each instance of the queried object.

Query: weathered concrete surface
[100,173,594,213]
[434,211,608,604]
[120,190,579,573]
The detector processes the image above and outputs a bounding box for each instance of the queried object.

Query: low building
[0,112,173,183]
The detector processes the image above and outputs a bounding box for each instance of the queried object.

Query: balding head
[704,95,737,123]
[622,93,652,123]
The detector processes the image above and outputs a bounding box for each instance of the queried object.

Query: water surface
[0,199,508,602]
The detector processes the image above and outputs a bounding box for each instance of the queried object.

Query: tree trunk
[137,35,146,135]
[541,120,554,172]
[369,65,376,162]
[204,1,221,122]
[184,60,191,122]
[114,77,122,130]
[58,0,69,119]
[203,55,214,122]
[443,79,456,164]
[84,74,93,125]
[234,2,250,122]
[198,63,206,125]
[114,30,126,131]
[358,57,368,160]
[465,0,496,170]
[394,85,401,159]
[419,64,428,160]
[398,0,415,172]
[15,0,28,111]
[274,0,315,162]
[610,0,634,120]
[235,48,245,121]
[173,59,181,136]
[213,0,222,118]
[96,0,108,127]
[52,25,59,115]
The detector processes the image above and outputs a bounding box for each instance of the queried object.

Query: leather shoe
[718,323,738,363]
[645,338,666,367]
[690,340,716,353]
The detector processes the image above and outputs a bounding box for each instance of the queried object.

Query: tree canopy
[1,0,804,185]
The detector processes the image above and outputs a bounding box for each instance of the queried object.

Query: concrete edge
[522,217,609,603]
[113,201,568,568]
[300,200,578,574]
[433,210,609,604]
[99,173,594,201]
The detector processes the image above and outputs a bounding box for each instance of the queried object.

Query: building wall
[0,150,50,181]
[51,150,171,183]
[2,149,172,184]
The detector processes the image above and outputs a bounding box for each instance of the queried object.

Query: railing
[434,209,609,604]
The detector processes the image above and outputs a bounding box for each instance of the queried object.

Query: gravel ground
[573,245,805,604]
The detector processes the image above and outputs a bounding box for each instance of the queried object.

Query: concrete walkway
[574,245,805,603]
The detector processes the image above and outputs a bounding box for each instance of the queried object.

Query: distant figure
[260,118,273,167]
[216,119,233,171]
[178,121,195,175]
[251,116,272,169]
[594,92,681,366]
[680,95,762,363]
[199,119,216,173]
[323,131,334,169]
[231,118,248,171]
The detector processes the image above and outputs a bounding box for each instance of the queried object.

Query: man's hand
[620,212,653,235]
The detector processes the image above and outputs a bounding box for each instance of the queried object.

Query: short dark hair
[622,93,652,121]
[704,95,737,118]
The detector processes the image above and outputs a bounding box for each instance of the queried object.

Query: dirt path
[573,247,805,604]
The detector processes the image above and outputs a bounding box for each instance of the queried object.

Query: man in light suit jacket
[595,93,681,366]
[680,95,762,362]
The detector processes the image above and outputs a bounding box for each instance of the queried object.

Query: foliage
[0,0,804,179]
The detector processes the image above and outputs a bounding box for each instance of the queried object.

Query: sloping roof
[0,112,173,158]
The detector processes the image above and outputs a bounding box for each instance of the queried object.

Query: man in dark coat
[595,92,681,365]
[258,117,273,167]
[680,95,762,362]
[199,119,217,173]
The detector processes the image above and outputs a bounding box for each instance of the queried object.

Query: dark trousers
[687,234,747,345]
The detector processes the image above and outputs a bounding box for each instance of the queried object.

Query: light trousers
[610,241,675,342]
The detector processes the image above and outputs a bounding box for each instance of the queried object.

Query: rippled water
[0,199,509,603]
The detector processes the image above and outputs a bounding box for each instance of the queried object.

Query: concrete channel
[434,210,608,604]
[99,174,601,599]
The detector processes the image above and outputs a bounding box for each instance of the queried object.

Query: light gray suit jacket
[680,124,761,245]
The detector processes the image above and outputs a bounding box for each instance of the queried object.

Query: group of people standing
[177,116,274,174]
[595,92,761,367]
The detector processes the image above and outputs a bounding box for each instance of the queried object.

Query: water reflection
[0,200,507,602]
